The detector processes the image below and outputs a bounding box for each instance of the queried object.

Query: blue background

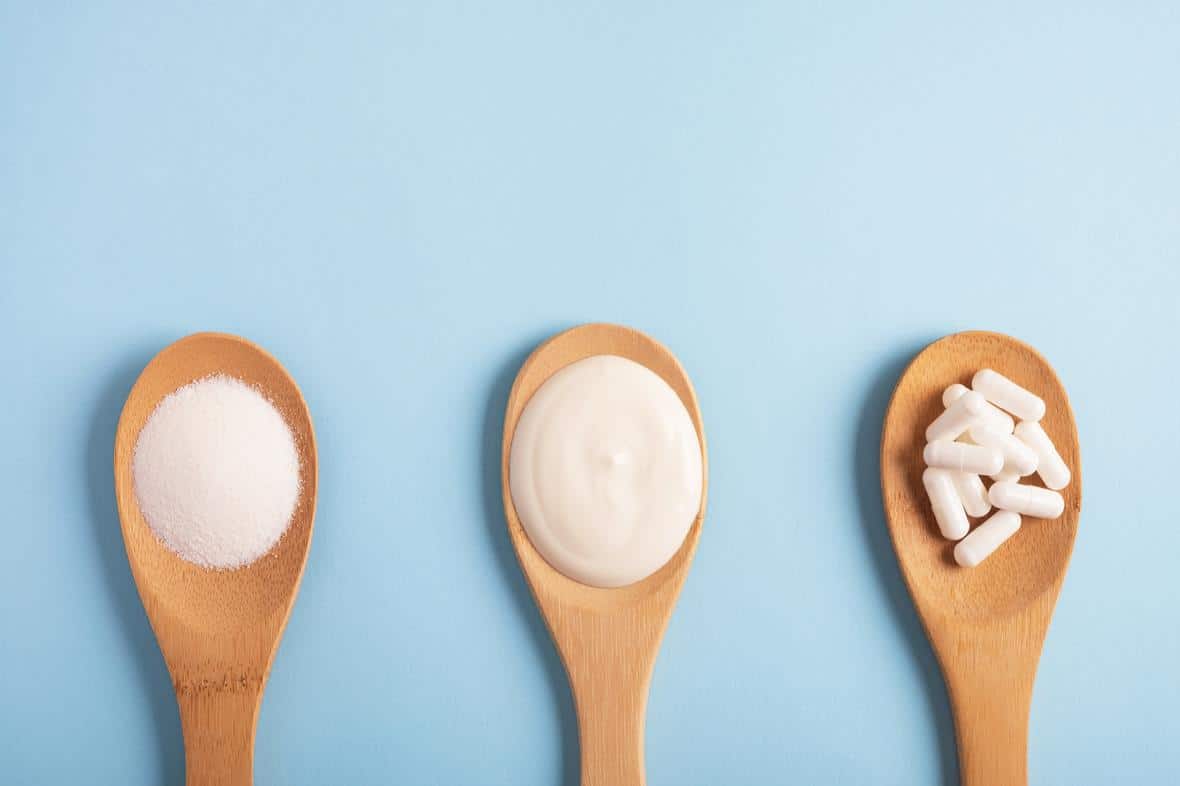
[2,2,1177,784]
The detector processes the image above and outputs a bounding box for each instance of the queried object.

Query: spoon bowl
[882,330,1080,785]
[501,323,707,786]
[114,332,317,786]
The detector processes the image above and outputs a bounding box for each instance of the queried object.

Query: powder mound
[132,374,301,570]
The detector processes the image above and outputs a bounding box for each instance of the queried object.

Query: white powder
[132,375,301,570]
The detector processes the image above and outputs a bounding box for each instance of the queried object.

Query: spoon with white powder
[502,323,707,786]
[881,331,1081,786]
[114,332,317,786]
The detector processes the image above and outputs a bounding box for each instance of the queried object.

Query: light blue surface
[2,2,1178,783]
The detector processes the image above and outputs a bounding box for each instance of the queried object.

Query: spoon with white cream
[501,323,708,786]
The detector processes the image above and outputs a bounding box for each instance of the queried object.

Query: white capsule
[951,471,991,518]
[991,469,1020,483]
[972,368,1046,422]
[1014,421,1071,490]
[942,383,1015,433]
[989,481,1065,519]
[923,441,1003,476]
[926,390,987,443]
[969,424,1039,477]
[954,511,1021,568]
[922,467,969,540]
[941,383,970,408]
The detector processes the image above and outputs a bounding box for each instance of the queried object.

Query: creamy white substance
[509,355,703,588]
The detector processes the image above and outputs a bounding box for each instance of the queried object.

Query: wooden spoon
[881,331,1081,785]
[501,323,708,786]
[113,333,317,786]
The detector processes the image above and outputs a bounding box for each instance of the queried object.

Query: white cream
[508,355,703,588]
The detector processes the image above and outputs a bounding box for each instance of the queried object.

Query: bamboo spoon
[501,323,707,786]
[113,333,317,786]
[881,331,1081,786]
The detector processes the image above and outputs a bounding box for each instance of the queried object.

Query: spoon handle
[557,610,664,786]
[175,677,262,786]
[944,644,1037,786]
[569,661,649,786]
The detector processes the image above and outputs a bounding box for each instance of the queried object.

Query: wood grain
[881,331,1081,786]
[501,323,708,786]
[114,332,317,786]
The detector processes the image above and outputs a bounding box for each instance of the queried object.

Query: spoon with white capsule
[881,330,1081,785]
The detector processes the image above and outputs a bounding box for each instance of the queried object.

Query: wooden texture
[501,324,708,786]
[113,333,317,786]
[881,331,1081,786]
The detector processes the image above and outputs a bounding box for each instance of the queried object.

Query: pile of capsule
[921,368,1071,568]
